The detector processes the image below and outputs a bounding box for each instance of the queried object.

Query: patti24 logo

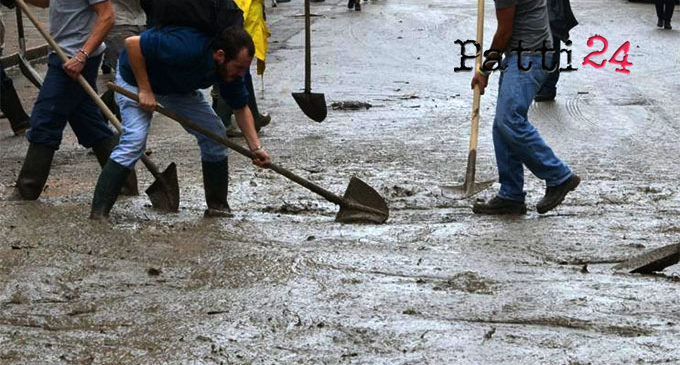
[453,35,633,75]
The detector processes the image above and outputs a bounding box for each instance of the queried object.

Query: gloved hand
[1,0,16,9]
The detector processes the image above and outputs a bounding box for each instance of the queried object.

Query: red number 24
[582,35,633,75]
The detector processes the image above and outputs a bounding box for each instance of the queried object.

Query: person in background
[534,0,577,102]
[655,0,674,29]
[213,0,272,137]
[100,0,146,120]
[0,8,30,136]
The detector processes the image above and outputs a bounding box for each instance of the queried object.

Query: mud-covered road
[1,0,680,363]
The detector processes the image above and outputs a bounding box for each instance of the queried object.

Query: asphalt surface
[1,0,680,363]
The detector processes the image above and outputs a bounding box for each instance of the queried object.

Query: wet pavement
[1,0,680,363]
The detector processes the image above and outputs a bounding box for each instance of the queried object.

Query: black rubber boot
[1,71,31,136]
[90,159,132,220]
[92,137,139,196]
[15,143,55,200]
[245,74,271,132]
[472,196,527,215]
[202,158,233,218]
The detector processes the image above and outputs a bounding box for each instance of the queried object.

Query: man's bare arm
[81,0,114,56]
[24,0,49,8]
[125,36,156,111]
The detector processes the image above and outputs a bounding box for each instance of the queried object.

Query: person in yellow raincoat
[213,0,272,137]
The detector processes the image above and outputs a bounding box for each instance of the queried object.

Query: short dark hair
[211,26,255,61]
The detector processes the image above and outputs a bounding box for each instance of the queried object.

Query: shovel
[109,83,388,224]
[15,6,43,88]
[441,0,493,199]
[291,0,327,123]
[16,0,179,212]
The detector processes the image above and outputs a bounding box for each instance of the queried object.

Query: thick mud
[1,0,680,363]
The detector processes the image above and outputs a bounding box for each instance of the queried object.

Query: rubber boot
[91,136,139,196]
[202,158,233,218]
[1,71,31,136]
[90,159,132,220]
[245,75,271,132]
[15,143,55,200]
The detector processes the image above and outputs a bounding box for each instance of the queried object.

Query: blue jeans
[110,72,228,168]
[26,53,114,149]
[493,53,572,202]
[537,33,562,95]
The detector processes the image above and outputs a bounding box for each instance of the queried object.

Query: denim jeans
[26,53,114,149]
[110,72,228,168]
[493,53,572,202]
[537,33,562,95]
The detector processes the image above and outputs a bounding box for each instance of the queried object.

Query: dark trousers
[537,33,562,94]
[656,0,675,21]
[26,53,113,150]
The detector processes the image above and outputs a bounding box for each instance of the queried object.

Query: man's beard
[214,60,231,81]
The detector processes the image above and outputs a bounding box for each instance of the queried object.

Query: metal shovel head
[335,176,389,224]
[441,179,494,199]
[613,243,680,274]
[145,162,180,212]
[292,91,327,122]
[18,55,43,88]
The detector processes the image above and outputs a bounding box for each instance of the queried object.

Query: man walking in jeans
[471,0,580,215]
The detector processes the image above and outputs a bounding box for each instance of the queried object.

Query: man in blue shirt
[90,25,271,220]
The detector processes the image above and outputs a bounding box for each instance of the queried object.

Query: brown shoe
[536,174,580,214]
[472,196,527,215]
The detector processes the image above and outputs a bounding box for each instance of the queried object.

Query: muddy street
[1,0,680,363]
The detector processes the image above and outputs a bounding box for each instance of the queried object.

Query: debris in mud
[613,243,680,274]
[147,267,162,276]
[306,235,315,241]
[68,303,96,316]
[263,201,321,215]
[433,272,497,294]
[385,185,415,198]
[398,94,419,100]
[483,327,496,341]
[581,264,589,273]
[402,308,420,315]
[330,101,372,111]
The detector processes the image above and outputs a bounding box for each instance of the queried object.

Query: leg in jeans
[109,72,153,168]
[27,54,115,149]
[158,90,228,162]
[66,53,116,148]
[493,53,572,201]
[493,69,525,202]
[158,91,231,216]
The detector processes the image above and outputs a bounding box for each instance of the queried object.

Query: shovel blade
[18,55,43,88]
[441,179,494,199]
[292,91,327,122]
[613,243,680,274]
[335,176,389,224]
[145,162,180,212]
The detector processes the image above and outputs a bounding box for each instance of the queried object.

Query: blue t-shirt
[118,26,248,109]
